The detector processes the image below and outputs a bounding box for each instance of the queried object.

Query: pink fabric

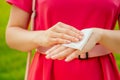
[7,0,32,13]
[7,0,120,80]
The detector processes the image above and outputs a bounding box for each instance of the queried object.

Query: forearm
[6,27,40,52]
[6,22,82,52]
[7,6,83,52]
[99,29,120,53]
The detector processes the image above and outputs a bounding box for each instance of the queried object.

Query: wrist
[31,31,45,48]
[92,28,104,44]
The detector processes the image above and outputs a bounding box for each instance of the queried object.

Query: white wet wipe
[63,29,93,50]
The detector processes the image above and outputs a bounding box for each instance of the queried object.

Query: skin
[45,28,102,61]
[6,5,120,62]
[44,7,120,62]
[45,18,120,62]
[6,5,83,52]
[46,28,120,62]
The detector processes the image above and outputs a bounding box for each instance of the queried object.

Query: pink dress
[7,0,120,80]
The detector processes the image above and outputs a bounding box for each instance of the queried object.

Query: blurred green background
[0,0,27,80]
[0,0,120,80]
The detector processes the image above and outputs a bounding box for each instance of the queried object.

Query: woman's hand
[33,22,83,47]
[45,28,104,62]
[45,45,76,60]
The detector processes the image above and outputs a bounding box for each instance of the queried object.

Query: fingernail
[51,56,56,59]
[46,55,50,59]
[65,59,69,62]
[45,56,49,59]
[66,40,71,43]
[45,51,49,54]
[65,58,69,62]
[75,38,79,41]
[78,36,81,39]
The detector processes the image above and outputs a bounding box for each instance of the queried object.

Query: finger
[45,45,61,54]
[59,22,81,34]
[46,46,67,59]
[65,50,79,62]
[54,27,83,40]
[51,32,80,42]
[49,38,71,44]
[51,48,75,60]
[56,28,83,39]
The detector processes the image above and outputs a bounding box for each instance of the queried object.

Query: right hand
[33,22,83,47]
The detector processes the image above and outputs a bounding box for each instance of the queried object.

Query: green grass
[0,0,27,80]
[0,0,120,80]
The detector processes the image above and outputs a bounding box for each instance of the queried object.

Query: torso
[34,0,120,30]
[29,0,120,80]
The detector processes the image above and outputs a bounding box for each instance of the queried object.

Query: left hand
[45,45,76,60]
[45,28,103,62]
